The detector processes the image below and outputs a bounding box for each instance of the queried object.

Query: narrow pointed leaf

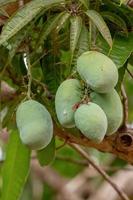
[97,32,133,68]
[0,0,65,45]
[37,12,65,47]
[1,130,31,200]
[56,11,70,32]
[0,0,17,7]
[101,11,128,34]
[79,0,89,9]
[77,25,89,56]
[70,16,82,62]
[85,10,112,47]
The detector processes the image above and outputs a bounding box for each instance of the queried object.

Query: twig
[23,53,32,99]
[127,68,133,79]
[121,84,128,128]
[56,155,133,172]
[56,138,68,150]
[89,166,133,200]
[56,155,88,166]
[69,143,129,200]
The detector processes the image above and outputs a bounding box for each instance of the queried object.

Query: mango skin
[55,79,82,128]
[77,51,118,93]
[16,100,53,150]
[90,89,123,135]
[74,103,107,142]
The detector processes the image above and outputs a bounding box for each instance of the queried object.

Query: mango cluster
[55,51,123,143]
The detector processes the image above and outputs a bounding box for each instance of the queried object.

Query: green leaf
[0,0,17,7]
[70,16,82,63]
[56,11,70,32]
[85,10,112,47]
[120,0,127,5]
[77,25,89,56]
[101,11,128,34]
[97,32,133,68]
[0,0,65,45]
[37,137,55,166]
[79,0,89,9]
[1,130,31,200]
[116,62,127,91]
[37,12,65,48]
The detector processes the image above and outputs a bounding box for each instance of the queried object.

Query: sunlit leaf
[56,11,70,32]
[85,10,112,47]
[0,0,65,45]
[120,0,127,5]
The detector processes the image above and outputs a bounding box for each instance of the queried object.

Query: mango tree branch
[1,82,133,164]
[69,143,129,200]
[54,125,133,164]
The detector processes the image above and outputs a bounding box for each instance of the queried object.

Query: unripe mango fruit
[90,89,123,135]
[77,51,118,93]
[16,100,53,150]
[74,103,107,142]
[55,79,82,128]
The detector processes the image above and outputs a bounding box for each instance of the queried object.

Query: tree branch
[89,165,133,200]
[121,84,128,128]
[54,125,133,164]
[127,68,133,79]
[69,143,129,200]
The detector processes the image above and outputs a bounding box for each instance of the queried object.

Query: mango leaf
[120,0,127,5]
[102,0,133,27]
[56,11,70,32]
[101,11,128,34]
[0,0,17,7]
[79,0,89,9]
[37,136,55,166]
[37,12,65,48]
[1,130,31,200]
[97,32,133,68]
[116,62,128,91]
[0,0,65,45]
[77,25,89,56]
[70,16,82,64]
[85,10,112,47]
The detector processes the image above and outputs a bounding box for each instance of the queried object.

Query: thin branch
[56,138,68,150]
[56,155,88,166]
[121,84,128,128]
[23,53,32,99]
[69,143,129,200]
[127,68,133,79]
[56,155,133,172]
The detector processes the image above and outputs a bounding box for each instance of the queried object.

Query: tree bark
[55,125,133,164]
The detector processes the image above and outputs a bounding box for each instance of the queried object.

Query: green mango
[77,51,118,93]
[74,102,107,142]
[90,89,123,135]
[55,79,82,128]
[16,100,53,150]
